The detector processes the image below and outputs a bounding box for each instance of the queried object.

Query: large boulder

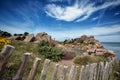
[24,34,35,42]
[9,36,26,40]
[104,50,115,57]
[35,32,51,42]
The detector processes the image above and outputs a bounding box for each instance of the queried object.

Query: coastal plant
[0,38,11,51]
[74,55,95,65]
[37,40,65,62]
[62,51,76,60]
[74,55,108,65]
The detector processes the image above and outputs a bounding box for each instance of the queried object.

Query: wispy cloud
[47,24,120,41]
[115,12,120,16]
[45,0,120,22]
[1,22,120,42]
[92,16,99,21]
[0,1,42,30]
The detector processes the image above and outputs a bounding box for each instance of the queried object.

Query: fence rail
[0,45,119,80]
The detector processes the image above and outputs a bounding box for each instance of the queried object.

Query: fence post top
[35,57,41,61]
[64,65,68,68]
[5,44,15,48]
[24,53,32,55]
[55,64,59,66]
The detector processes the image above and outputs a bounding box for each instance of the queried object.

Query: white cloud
[47,24,120,41]
[0,25,27,34]
[115,12,120,16]
[45,0,120,22]
[1,23,120,42]
[92,16,99,21]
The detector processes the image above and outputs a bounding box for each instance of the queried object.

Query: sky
[0,0,120,42]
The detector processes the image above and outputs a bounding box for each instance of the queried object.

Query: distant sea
[101,42,120,60]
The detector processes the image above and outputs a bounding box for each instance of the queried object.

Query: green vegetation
[24,32,29,36]
[0,40,44,80]
[112,62,120,80]
[0,39,119,80]
[62,51,76,60]
[37,40,65,62]
[14,32,29,36]
[0,38,11,51]
[0,30,12,37]
[74,55,108,65]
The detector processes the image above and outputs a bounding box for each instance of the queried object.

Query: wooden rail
[0,45,119,80]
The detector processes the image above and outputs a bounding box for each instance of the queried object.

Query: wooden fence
[0,45,119,80]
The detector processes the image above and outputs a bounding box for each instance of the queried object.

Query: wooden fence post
[73,66,79,80]
[27,57,41,80]
[84,65,89,80]
[93,63,97,80]
[60,66,68,80]
[79,65,85,80]
[99,62,104,80]
[13,53,31,80]
[51,64,59,80]
[0,45,15,71]
[39,59,51,80]
[68,65,75,80]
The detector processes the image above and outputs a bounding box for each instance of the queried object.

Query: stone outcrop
[24,34,35,42]
[35,32,51,43]
[12,32,52,43]
[64,35,104,50]
[85,48,115,57]
[8,36,26,40]
[63,35,115,58]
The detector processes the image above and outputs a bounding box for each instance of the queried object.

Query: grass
[0,40,45,80]
[0,40,120,80]
[73,55,109,66]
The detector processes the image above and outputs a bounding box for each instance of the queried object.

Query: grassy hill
[0,39,120,80]
[0,40,45,79]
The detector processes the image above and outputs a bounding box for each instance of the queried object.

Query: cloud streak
[47,24,120,41]
[45,0,120,22]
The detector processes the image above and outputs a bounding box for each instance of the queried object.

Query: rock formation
[24,34,35,42]
[35,32,51,43]
[11,32,52,43]
[63,35,115,57]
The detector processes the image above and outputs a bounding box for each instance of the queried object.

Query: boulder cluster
[84,48,115,57]
[64,35,115,57]
[64,35,103,50]
[10,32,52,43]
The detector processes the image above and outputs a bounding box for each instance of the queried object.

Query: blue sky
[0,0,120,42]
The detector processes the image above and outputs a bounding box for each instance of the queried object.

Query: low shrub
[62,51,76,60]
[37,40,64,62]
[0,38,11,51]
[74,55,95,65]
[74,55,108,65]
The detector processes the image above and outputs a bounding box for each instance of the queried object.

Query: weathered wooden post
[39,59,51,80]
[84,65,89,80]
[73,66,79,80]
[99,62,104,80]
[51,64,59,80]
[0,45,15,71]
[13,53,31,80]
[60,66,68,80]
[68,65,75,80]
[93,63,97,80]
[27,57,41,80]
[79,65,85,80]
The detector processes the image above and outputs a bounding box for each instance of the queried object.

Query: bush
[62,51,76,60]
[37,40,64,62]
[0,38,11,51]
[24,32,29,36]
[74,55,108,65]
[0,31,12,37]
[74,55,95,65]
